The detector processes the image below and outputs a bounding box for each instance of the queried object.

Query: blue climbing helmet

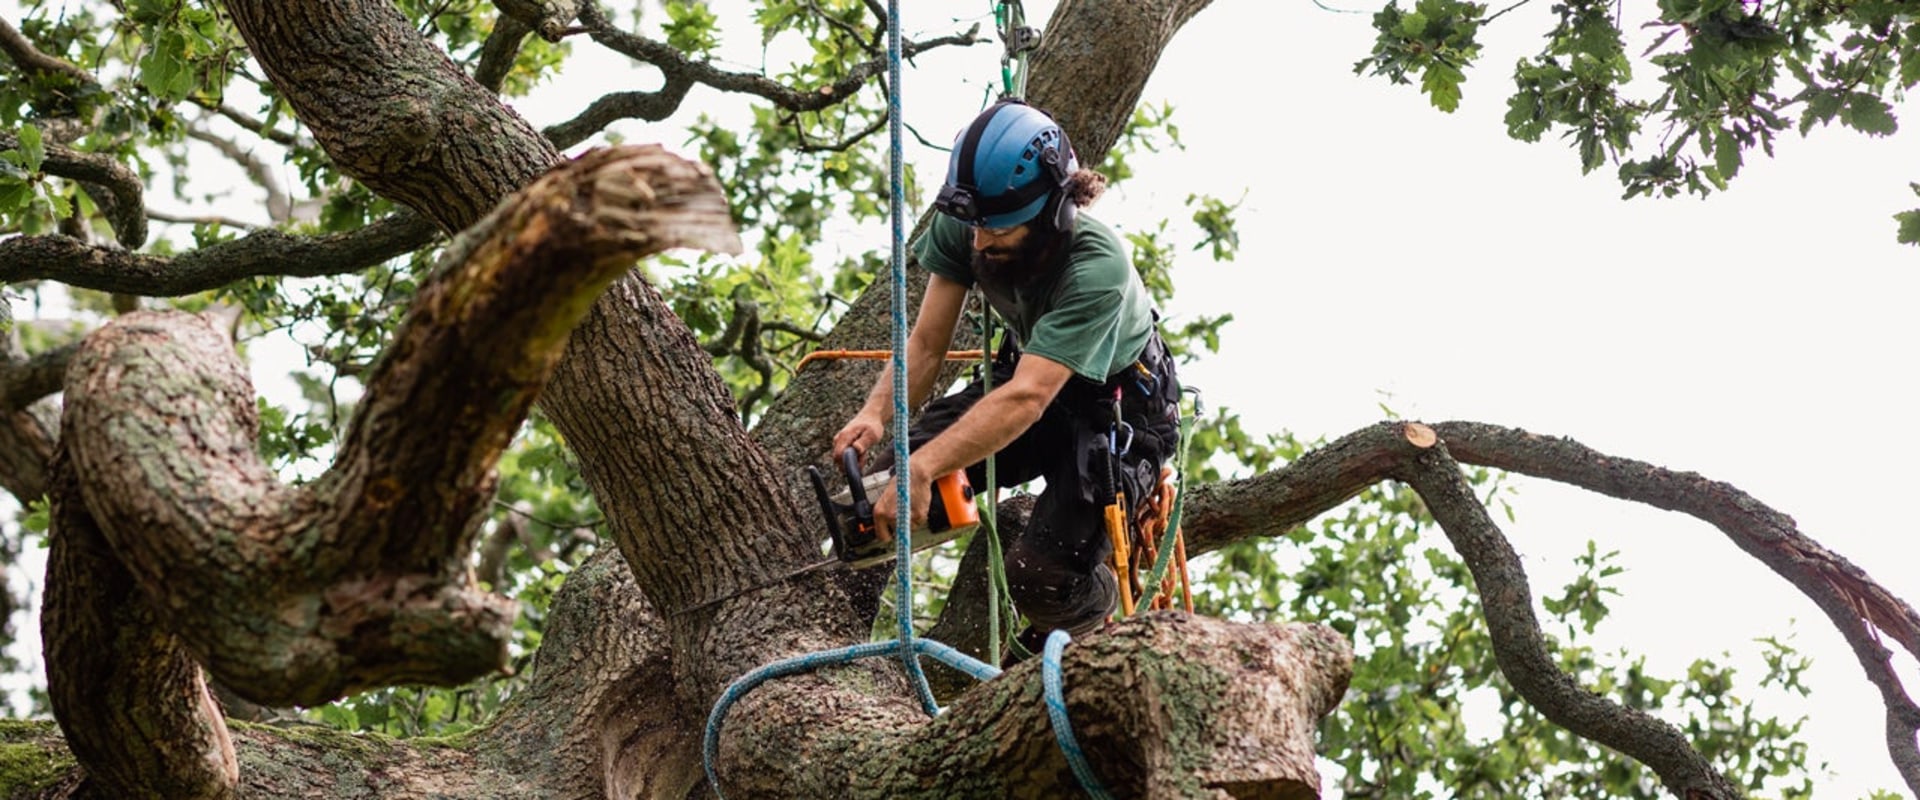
[933,99,1079,232]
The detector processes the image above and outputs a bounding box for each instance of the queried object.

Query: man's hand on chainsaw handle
[872,470,932,543]
[830,411,885,464]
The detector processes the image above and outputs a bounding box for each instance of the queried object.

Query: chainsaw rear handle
[809,447,879,560]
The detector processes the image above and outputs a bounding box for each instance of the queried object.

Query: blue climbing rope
[699,3,991,797]
[700,4,1109,797]
[1043,630,1113,798]
[881,0,943,720]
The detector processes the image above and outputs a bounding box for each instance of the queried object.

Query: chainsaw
[810,447,981,568]
[671,449,981,616]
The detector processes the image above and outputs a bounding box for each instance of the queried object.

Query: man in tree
[831,99,1182,651]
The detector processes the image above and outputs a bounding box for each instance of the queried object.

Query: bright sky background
[4,1,1916,796]
[1120,3,1920,797]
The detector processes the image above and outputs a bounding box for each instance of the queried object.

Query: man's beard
[972,227,1064,289]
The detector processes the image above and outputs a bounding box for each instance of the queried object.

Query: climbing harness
[1095,370,1200,616]
[1131,388,1200,616]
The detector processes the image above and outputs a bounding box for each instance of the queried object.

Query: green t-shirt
[912,213,1154,384]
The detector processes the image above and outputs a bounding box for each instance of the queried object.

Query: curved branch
[55,146,739,720]
[0,210,440,296]
[1175,419,1920,795]
[43,451,239,800]
[0,130,147,247]
[1393,433,1744,799]
[545,83,696,150]
[577,2,981,113]
[1430,420,1920,793]
[0,17,93,86]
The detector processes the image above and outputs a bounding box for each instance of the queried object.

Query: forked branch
[45,145,740,798]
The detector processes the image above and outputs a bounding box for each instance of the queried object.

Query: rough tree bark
[6,0,1918,798]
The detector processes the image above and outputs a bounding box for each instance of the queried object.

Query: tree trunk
[23,0,1375,797]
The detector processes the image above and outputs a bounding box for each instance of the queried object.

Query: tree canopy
[0,1,1915,798]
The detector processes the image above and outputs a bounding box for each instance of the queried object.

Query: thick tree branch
[0,130,147,247]
[223,0,562,233]
[711,615,1350,798]
[52,146,738,738]
[319,145,740,574]
[0,210,439,296]
[44,451,239,800]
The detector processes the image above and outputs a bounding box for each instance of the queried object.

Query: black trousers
[908,333,1181,634]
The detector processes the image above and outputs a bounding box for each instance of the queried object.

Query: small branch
[0,130,147,247]
[1484,0,1536,24]
[577,2,980,114]
[186,124,292,223]
[491,498,603,532]
[1,342,76,411]
[190,98,304,148]
[474,15,533,93]
[0,210,439,296]
[0,17,93,86]
[147,208,264,231]
[545,84,695,149]
[789,108,889,153]
[759,319,823,342]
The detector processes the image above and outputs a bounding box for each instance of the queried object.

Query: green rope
[979,306,1005,666]
[1132,387,1201,616]
[994,1,1035,99]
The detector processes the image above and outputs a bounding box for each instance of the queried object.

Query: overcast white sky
[5,0,1916,796]
[1122,3,1920,797]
